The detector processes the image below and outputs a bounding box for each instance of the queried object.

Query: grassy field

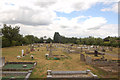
[2,44,119,78]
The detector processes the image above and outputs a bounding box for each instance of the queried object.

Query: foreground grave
[2,62,37,80]
[47,70,98,79]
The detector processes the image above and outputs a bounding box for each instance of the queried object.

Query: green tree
[2,37,11,47]
[53,32,61,43]
[2,24,23,47]
[24,35,35,44]
[2,24,20,44]
[46,38,53,43]
[39,37,44,43]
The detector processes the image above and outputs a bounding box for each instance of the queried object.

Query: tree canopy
[1,24,119,47]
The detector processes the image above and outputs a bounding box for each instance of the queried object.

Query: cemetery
[0,38,119,79]
[1,41,119,79]
[0,0,119,79]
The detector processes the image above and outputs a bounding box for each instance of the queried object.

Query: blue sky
[56,2,118,24]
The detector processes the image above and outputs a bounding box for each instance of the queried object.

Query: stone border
[3,62,37,71]
[2,70,33,80]
[5,62,35,64]
[2,71,28,76]
[2,62,37,80]
[47,70,98,78]
[25,70,33,80]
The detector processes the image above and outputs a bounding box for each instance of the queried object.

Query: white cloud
[0,0,57,26]
[82,17,107,30]
[44,16,108,38]
[11,16,109,38]
[0,0,118,38]
[101,3,118,13]
[0,0,118,26]
[0,6,56,25]
[35,0,100,13]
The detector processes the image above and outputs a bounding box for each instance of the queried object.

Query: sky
[0,0,119,39]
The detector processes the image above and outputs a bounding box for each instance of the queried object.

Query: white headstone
[22,49,24,57]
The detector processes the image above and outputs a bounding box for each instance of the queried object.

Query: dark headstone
[102,49,106,52]
[94,50,98,56]
[80,54,85,61]
[37,49,39,51]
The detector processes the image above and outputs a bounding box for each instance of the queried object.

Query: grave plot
[2,62,37,79]
[2,70,32,80]
[92,60,119,75]
[29,44,35,52]
[46,44,57,51]
[62,45,83,54]
[82,50,106,62]
[96,46,113,53]
[2,62,36,71]
[47,70,98,78]
[85,50,105,55]
[80,54,119,77]
[45,43,68,60]
[63,48,81,54]
[83,46,118,61]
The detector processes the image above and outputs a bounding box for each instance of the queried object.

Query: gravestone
[30,44,34,51]
[101,55,105,60]
[86,56,92,64]
[80,54,85,61]
[49,42,53,57]
[102,48,106,52]
[22,49,24,57]
[88,46,90,50]
[94,50,98,57]
[23,65,27,68]
[0,57,5,67]
[45,54,49,58]
[67,49,70,54]
[26,48,29,54]
[38,45,40,47]
[109,47,113,51]
[30,55,34,59]
[81,47,83,52]
[37,49,39,51]
[46,45,49,51]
